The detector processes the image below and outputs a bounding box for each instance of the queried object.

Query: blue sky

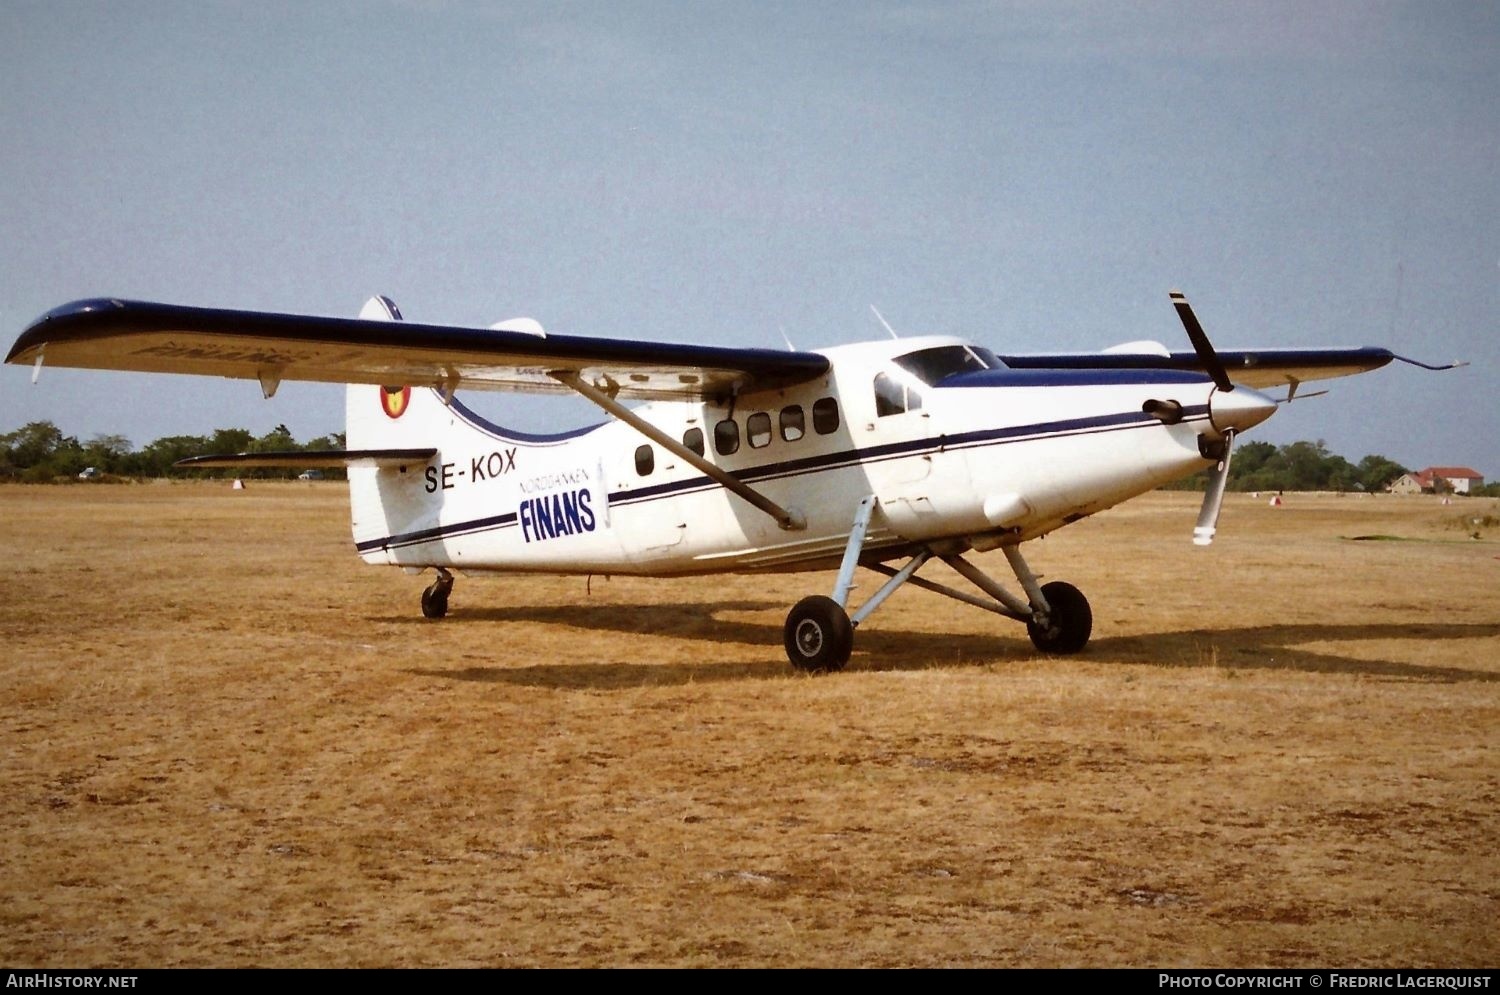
[3,1,1495,476]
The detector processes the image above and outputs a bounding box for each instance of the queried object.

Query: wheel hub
[795,619,824,656]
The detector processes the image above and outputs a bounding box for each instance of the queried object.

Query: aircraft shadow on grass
[400,601,1500,691]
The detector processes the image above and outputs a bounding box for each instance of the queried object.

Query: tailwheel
[1026,581,1092,654]
[784,595,854,673]
[421,569,454,621]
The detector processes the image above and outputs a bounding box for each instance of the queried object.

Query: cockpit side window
[893,345,999,386]
[874,371,923,417]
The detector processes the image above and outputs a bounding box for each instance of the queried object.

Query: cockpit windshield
[892,345,1002,386]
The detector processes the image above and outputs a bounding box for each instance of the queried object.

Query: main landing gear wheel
[421,586,448,620]
[421,570,454,620]
[1026,581,1092,655]
[784,595,854,673]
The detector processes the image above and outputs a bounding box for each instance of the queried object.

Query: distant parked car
[297,470,324,481]
[78,467,100,480]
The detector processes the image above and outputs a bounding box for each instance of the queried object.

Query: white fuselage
[346,335,1238,576]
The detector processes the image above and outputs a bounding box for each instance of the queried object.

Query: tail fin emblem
[380,385,411,419]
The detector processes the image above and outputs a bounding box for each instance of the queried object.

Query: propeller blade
[1193,429,1236,546]
[1170,290,1234,393]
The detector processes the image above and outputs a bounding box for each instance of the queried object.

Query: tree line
[1162,439,1410,494]
[0,421,345,482]
[2,419,1487,495]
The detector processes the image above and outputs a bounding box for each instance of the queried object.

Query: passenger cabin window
[874,371,922,417]
[746,412,772,449]
[893,344,999,386]
[812,397,840,434]
[714,418,740,455]
[683,427,705,456]
[780,405,805,441]
[634,444,654,476]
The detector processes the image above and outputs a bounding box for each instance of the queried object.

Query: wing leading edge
[6,298,831,401]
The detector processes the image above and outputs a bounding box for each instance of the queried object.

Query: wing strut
[549,371,807,532]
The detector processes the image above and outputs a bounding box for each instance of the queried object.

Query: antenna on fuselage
[870,305,899,339]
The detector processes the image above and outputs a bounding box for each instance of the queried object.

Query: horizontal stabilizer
[175,448,436,469]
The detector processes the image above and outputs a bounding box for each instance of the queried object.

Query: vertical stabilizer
[345,296,462,561]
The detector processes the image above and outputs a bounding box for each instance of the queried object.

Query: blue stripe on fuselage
[607,404,1210,508]
[356,510,517,553]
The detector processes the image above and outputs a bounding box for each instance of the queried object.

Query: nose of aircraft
[1208,385,1277,435]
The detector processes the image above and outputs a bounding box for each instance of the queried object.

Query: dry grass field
[1,482,1496,968]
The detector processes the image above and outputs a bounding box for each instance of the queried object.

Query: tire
[783,595,854,673]
[421,585,449,620]
[1026,581,1092,654]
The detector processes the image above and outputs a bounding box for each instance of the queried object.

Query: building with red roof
[1387,467,1485,495]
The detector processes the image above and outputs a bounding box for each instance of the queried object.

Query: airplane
[5,292,1462,672]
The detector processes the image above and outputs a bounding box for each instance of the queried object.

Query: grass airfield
[2,482,1496,967]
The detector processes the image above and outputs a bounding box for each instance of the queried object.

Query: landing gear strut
[421,568,454,620]
[780,496,1093,670]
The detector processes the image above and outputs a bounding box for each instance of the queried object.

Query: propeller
[1193,430,1235,546]
[1170,290,1241,546]
[1170,290,1234,393]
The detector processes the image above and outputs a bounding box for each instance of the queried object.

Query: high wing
[6,298,831,401]
[994,346,1399,390]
